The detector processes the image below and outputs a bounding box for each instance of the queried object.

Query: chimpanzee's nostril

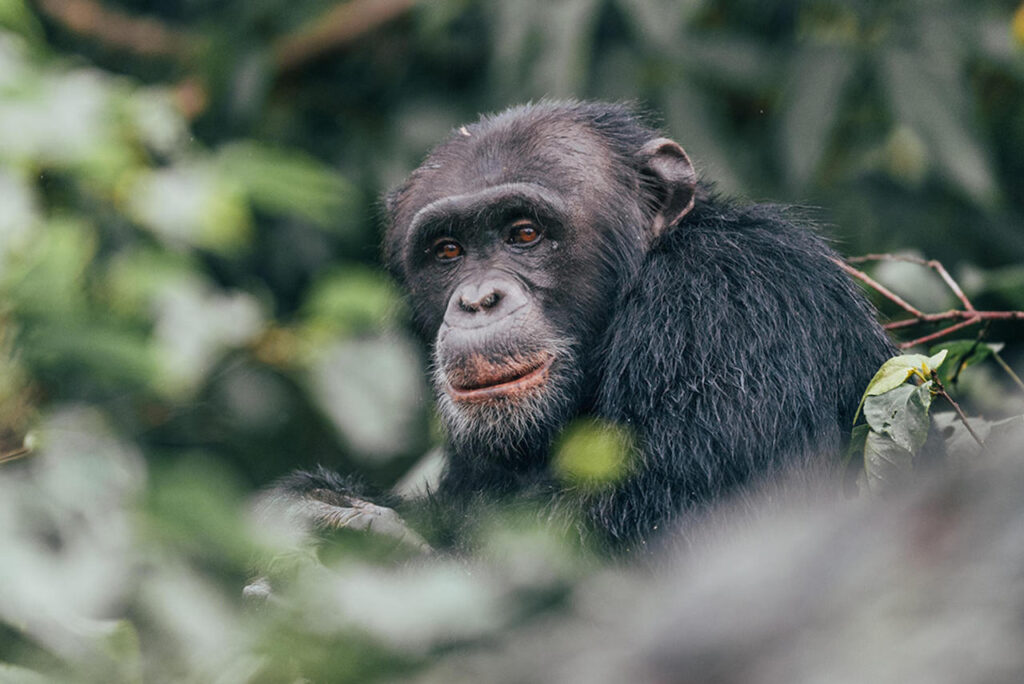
[480,292,501,309]
[459,291,502,313]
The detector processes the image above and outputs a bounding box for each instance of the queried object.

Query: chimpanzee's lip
[447,354,554,402]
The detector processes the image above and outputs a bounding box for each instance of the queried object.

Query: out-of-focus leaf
[552,419,634,489]
[19,322,157,388]
[929,339,1004,386]
[881,126,929,187]
[615,0,702,53]
[934,412,1024,461]
[151,277,264,396]
[103,248,200,318]
[0,407,144,659]
[779,46,856,189]
[843,423,869,468]
[146,455,255,566]
[680,33,780,91]
[0,67,121,171]
[663,85,744,194]
[487,0,600,98]
[125,163,251,253]
[0,0,44,45]
[861,430,914,496]
[308,335,425,463]
[301,265,404,340]
[295,560,502,651]
[3,219,95,316]
[217,142,359,230]
[122,89,191,157]
[882,50,998,206]
[0,168,38,272]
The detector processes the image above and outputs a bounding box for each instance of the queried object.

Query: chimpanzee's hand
[243,468,431,601]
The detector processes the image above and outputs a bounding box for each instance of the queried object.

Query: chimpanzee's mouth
[447,354,554,402]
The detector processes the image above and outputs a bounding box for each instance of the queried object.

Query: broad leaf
[853,350,947,424]
[862,431,914,497]
[929,340,1003,385]
[863,382,933,453]
[780,46,855,188]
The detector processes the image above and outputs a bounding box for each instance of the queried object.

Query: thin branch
[832,259,924,317]
[897,317,981,349]
[843,253,1024,348]
[0,446,31,465]
[35,0,195,58]
[847,253,975,312]
[273,0,419,72]
[992,350,1024,394]
[950,323,989,385]
[884,309,1024,330]
[931,370,984,448]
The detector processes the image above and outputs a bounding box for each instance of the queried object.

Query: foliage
[1,0,1023,680]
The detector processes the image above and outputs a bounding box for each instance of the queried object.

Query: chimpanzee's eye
[433,239,463,261]
[507,219,542,246]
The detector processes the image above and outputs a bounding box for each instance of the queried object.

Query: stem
[992,350,1024,395]
[0,446,31,465]
[930,370,984,448]
[832,259,923,317]
[898,316,981,349]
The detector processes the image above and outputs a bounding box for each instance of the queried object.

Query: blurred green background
[3,0,1023,488]
[1,0,1023,679]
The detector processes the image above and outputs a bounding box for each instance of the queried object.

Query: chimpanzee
[270,101,894,554]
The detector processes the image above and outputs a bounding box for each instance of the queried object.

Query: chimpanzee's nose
[458,289,502,313]
[444,276,529,328]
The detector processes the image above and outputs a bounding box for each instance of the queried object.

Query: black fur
[305,101,895,551]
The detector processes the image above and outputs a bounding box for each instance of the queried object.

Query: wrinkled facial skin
[384,109,653,459]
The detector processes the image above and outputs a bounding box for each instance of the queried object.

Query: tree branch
[832,259,923,318]
[273,0,419,72]
[842,254,1024,349]
[931,370,984,448]
[35,0,195,58]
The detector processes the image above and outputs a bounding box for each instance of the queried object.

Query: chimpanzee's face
[383,108,694,455]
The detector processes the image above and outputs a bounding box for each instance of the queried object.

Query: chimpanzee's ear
[638,137,697,237]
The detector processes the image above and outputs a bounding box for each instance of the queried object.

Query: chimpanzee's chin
[434,356,580,454]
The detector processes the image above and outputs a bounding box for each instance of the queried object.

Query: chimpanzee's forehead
[415,116,615,199]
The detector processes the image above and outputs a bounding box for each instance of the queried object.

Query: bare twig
[992,350,1024,394]
[842,254,1024,349]
[898,317,982,349]
[273,0,419,72]
[35,0,195,57]
[847,253,975,312]
[0,446,31,465]
[931,370,984,448]
[832,259,923,318]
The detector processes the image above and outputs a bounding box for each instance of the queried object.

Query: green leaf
[216,142,359,230]
[779,46,856,188]
[843,423,870,468]
[882,50,998,206]
[0,1,46,44]
[301,266,404,339]
[853,351,946,424]
[552,418,634,489]
[862,431,914,497]
[929,340,1003,385]
[863,381,933,453]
